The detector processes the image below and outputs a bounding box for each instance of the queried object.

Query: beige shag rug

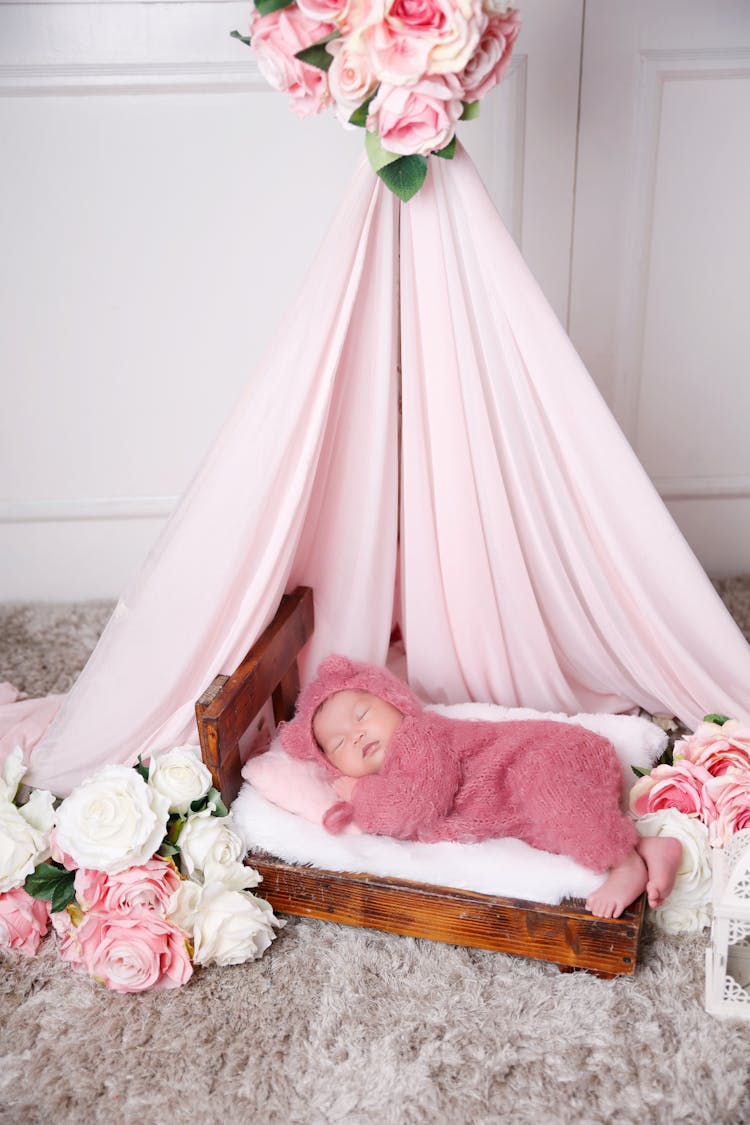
[1,585,750,1125]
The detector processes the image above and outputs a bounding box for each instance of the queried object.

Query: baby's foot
[586,850,648,919]
[636,835,683,909]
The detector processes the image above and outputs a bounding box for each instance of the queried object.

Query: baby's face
[312,690,403,777]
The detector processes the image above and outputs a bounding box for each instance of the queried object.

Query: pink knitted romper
[280,656,637,873]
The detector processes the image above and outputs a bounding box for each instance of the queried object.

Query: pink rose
[60,909,193,993]
[367,74,463,154]
[250,5,334,119]
[297,0,374,35]
[328,40,379,122]
[0,887,50,956]
[456,7,519,101]
[707,773,750,846]
[630,760,715,820]
[365,0,487,85]
[74,857,181,915]
[674,719,750,777]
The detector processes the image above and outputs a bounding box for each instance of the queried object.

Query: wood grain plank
[249,854,646,976]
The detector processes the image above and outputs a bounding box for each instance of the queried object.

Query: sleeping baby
[279,655,682,919]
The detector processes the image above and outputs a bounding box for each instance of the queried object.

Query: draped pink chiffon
[3,146,750,795]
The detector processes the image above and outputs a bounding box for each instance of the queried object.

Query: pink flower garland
[242,0,521,187]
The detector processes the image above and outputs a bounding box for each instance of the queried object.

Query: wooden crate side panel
[250,855,645,976]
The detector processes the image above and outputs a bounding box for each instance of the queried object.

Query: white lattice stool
[705,827,750,1020]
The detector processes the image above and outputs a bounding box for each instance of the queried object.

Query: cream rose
[148,745,212,814]
[54,765,170,875]
[191,884,282,966]
[0,796,54,894]
[0,747,27,803]
[328,39,379,124]
[177,811,245,881]
[636,809,713,934]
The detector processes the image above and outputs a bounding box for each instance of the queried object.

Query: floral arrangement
[232,0,521,200]
[0,746,282,992]
[631,714,750,935]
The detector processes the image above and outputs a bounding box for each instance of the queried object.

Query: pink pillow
[242,742,361,831]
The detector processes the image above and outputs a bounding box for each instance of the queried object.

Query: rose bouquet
[631,714,750,934]
[0,746,282,992]
[233,0,521,200]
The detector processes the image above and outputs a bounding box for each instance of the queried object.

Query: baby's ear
[317,654,357,683]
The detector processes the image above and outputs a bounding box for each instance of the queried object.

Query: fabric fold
[22,159,399,795]
[399,146,750,727]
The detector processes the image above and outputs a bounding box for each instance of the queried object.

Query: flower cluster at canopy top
[0,746,282,992]
[630,715,750,935]
[237,0,521,199]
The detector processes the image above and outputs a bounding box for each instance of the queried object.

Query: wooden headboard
[195,586,314,805]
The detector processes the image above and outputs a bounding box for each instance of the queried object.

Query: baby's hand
[333,775,358,800]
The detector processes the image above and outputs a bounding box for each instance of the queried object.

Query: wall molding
[0,497,177,524]
[653,476,750,502]
[0,59,263,95]
[0,1,240,6]
[613,47,750,443]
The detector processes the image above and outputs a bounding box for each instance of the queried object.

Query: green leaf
[364,129,401,173]
[51,881,78,914]
[167,815,187,845]
[377,155,429,202]
[704,713,730,726]
[205,788,228,818]
[25,862,76,906]
[460,100,480,121]
[254,0,295,15]
[295,43,333,72]
[134,755,149,782]
[434,136,456,160]
[349,92,377,128]
[158,842,180,858]
[631,765,648,778]
[230,29,252,47]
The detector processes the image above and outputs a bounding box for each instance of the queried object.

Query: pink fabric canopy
[4,146,750,795]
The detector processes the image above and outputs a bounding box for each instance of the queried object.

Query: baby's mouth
[362,741,379,758]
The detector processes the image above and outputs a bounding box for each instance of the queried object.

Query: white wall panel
[570,1,750,576]
[2,0,583,599]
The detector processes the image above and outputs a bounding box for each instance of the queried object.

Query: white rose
[177,811,244,881]
[0,800,52,893]
[650,899,712,935]
[636,809,713,934]
[148,745,212,814]
[54,765,170,875]
[192,884,282,966]
[20,788,56,835]
[167,879,203,936]
[0,747,27,803]
[202,859,263,892]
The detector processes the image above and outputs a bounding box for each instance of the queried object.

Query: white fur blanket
[231,704,667,905]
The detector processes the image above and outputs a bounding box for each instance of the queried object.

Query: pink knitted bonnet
[278,654,424,774]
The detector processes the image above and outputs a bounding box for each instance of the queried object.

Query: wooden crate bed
[196,586,646,978]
